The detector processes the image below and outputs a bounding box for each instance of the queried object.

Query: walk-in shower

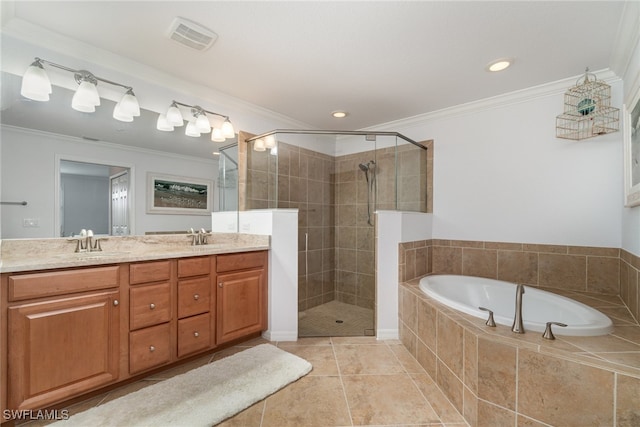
[242,129,429,337]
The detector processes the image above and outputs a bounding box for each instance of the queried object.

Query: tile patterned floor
[298,301,375,337]
[18,337,469,427]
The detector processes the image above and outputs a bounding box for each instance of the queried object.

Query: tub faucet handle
[478,307,496,327]
[542,321,567,340]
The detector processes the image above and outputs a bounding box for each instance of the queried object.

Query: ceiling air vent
[167,17,218,51]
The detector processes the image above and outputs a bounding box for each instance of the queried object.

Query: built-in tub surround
[0,233,270,273]
[420,275,614,336]
[398,239,640,426]
[400,280,640,426]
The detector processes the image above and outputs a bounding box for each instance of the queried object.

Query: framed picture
[146,173,213,215]
[624,84,640,207]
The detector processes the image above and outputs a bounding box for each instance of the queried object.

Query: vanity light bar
[20,57,140,122]
[157,100,235,142]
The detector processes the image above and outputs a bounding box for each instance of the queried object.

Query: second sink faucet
[511,283,525,334]
[188,228,211,246]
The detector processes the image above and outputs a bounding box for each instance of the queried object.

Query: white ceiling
[0,1,629,131]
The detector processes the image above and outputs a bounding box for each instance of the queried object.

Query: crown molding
[610,0,640,84]
[364,69,621,132]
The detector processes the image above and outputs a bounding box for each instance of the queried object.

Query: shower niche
[241,130,430,337]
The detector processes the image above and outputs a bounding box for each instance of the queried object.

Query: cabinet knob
[193,294,200,301]
[113,299,119,306]
[218,282,223,288]
[149,303,156,310]
[194,331,199,338]
[149,345,155,352]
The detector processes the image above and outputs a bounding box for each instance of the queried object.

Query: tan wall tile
[416,340,437,379]
[437,359,464,413]
[417,299,437,351]
[462,248,497,279]
[518,349,614,426]
[437,313,464,377]
[477,400,516,427]
[616,373,640,427]
[432,246,463,274]
[497,250,538,284]
[539,253,587,291]
[587,256,620,294]
[464,330,478,393]
[477,338,516,410]
[463,386,478,427]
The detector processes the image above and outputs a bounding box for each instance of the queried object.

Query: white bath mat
[51,344,312,427]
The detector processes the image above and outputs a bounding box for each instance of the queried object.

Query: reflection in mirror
[1,71,239,238]
[217,144,238,212]
[59,160,130,237]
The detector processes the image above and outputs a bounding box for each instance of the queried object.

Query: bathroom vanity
[0,234,269,415]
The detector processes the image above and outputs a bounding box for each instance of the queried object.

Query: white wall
[381,77,625,250]
[1,126,216,237]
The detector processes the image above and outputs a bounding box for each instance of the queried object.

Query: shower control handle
[478,306,496,327]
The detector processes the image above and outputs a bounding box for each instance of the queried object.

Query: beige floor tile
[217,400,265,427]
[335,344,406,375]
[279,345,340,376]
[261,376,351,427]
[342,373,441,425]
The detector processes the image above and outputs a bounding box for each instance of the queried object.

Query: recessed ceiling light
[332,111,348,118]
[486,58,513,72]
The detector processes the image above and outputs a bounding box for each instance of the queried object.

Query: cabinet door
[8,291,120,410]
[216,269,265,344]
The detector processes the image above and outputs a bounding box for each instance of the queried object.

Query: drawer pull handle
[149,345,155,352]
[218,282,223,288]
[113,299,119,306]
[193,294,200,301]
[194,331,199,338]
[149,303,156,310]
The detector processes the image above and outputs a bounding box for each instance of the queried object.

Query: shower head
[359,163,369,172]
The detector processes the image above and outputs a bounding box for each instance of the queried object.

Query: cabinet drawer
[129,260,170,285]
[177,313,211,358]
[178,256,210,278]
[216,251,266,273]
[130,283,171,330]
[129,323,171,374]
[178,277,211,318]
[8,266,120,301]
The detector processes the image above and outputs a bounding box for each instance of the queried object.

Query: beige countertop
[0,233,270,273]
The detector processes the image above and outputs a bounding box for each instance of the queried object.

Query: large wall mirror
[0,71,239,239]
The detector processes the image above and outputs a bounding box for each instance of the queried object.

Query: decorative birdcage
[556,69,620,141]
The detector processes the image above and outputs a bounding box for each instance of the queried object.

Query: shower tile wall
[335,151,376,310]
[245,137,431,314]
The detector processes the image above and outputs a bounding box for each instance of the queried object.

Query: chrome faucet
[188,228,211,246]
[511,283,525,334]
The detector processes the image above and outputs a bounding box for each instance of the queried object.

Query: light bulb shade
[185,121,201,137]
[211,127,225,142]
[72,81,100,112]
[113,106,134,122]
[156,114,174,131]
[195,113,212,133]
[166,105,184,126]
[20,62,52,101]
[254,138,266,151]
[264,135,276,149]
[270,146,278,156]
[222,118,235,138]
[117,91,140,117]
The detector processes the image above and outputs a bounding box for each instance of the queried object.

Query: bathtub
[419,275,613,336]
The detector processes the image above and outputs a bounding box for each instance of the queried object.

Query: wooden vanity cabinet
[176,256,214,358]
[128,260,172,374]
[4,267,121,410]
[216,251,268,344]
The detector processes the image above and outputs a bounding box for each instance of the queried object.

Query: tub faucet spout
[511,283,525,334]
